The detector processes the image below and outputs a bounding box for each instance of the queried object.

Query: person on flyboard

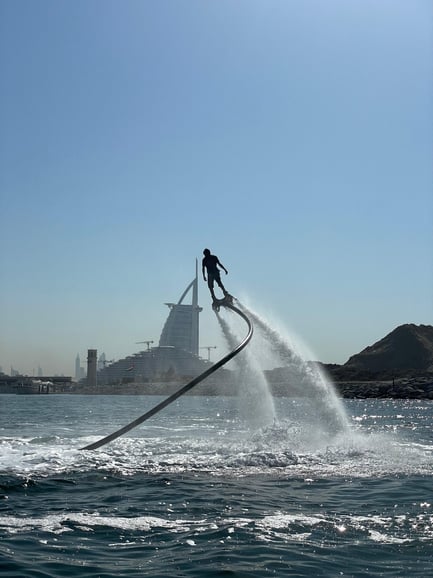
[202,248,229,303]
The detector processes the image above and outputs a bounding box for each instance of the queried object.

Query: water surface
[1,395,432,577]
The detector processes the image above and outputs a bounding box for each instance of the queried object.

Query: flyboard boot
[212,292,234,312]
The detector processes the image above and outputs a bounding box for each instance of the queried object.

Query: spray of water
[235,300,351,442]
[216,309,276,428]
[212,298,351,448]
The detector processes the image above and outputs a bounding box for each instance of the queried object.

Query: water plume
[236,300,351,442]
[216,309,276,428]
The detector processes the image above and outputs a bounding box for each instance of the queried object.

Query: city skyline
[1,1,432,376]
[3,268,204,378]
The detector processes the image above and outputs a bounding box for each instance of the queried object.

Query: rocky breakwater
[335,375,433,399]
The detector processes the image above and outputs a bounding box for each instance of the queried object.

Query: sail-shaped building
[159,261,201,355]
[96,263,208,386]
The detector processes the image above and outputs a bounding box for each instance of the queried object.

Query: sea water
[1,394,433,577]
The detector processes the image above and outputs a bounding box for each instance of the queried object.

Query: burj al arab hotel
[159,262,202,356]
[96,262,209,386]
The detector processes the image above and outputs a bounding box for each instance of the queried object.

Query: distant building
[98,352,106,371]
[74,354,86,381]
[87,349,97,387]
[159,262,202,356]
[97,264,208,386]
[75,354,81,381]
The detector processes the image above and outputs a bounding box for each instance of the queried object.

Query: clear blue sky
[1,0,432,376]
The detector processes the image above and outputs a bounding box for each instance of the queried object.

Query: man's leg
[216,275,227,295]
[208,277,217,300]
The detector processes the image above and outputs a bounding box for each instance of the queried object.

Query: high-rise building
[159,261,202,355]
[97,264,207,385]
[98,352,106,371]
[75,354,81,382]
[87,349,97,387]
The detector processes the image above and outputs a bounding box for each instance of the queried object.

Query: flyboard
[212,292,233,312]
[81,295,252,450]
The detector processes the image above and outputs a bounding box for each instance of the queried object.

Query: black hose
[81,301,253,450]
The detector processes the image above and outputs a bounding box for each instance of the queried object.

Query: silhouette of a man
[202,248,228,301]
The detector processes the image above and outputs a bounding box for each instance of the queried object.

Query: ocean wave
[1,507,432,546]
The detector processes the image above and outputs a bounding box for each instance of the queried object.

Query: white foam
[2,507,432,545]
[0,512,191,535]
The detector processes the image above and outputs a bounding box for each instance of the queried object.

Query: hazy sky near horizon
[1,0,432,376]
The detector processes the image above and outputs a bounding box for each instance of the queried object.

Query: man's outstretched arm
[217,259,228,274]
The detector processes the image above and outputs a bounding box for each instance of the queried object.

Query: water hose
[81,300,252,450]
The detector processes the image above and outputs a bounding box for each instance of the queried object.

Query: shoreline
[1,376,433,399]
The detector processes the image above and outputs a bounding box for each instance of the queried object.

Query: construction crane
[136,340,154,351]
[200,346,217,361]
